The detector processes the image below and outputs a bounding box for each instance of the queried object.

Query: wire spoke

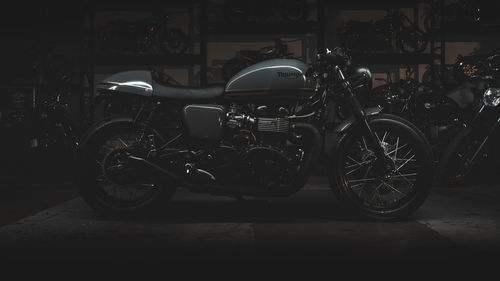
[345,160,372,169]
[382,131,388,143]
[347,156,363,166]
[117,137,130,148]
[369,182,384,204]
[395,154,416,173]
[393,137,399,161]
[386,143,409,157]
[346,164,368,176]
[362,136,369,151]
[400,148,414,161]
[394,171,417,188]
[348,177,378,184]
[394,158,417,162]
[382,180,407,197]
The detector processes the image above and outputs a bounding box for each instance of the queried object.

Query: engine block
[257,117,289,133]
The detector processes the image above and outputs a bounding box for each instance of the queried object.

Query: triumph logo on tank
[277,71,301,79]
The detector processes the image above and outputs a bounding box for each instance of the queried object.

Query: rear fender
[97,71,153,97]
[78,116,135,154]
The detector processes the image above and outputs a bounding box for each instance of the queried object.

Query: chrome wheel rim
[342,131,421,210]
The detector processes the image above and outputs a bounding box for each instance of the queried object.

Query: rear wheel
[76,121,176,217]
[330,115,434,220]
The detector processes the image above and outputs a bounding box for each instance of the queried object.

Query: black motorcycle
[361,68,462,156]
[27,88,78,156]
[367,68,420,117]
[339,9,429,54]
[76,48,434,220]
[438,81,500,186]
[222,39,296,82]
[98,11,190,55]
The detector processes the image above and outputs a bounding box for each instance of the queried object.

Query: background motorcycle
[437,47,500,186]
[338,9,429,54]
[222,39,296,82]
[76,48,434,221]
[361,67,462,156]
[367,68,419,117]
[98,11,189,54]
[438,82,500,186]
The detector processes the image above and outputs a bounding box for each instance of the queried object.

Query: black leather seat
[153,81,224,100]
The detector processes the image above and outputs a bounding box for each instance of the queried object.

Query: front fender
[334,106,383,134]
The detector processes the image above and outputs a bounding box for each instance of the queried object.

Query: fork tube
[469,116,500,163]
[336,67,386,160]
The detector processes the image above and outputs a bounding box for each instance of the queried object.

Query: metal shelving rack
[82,0,204,107]
[200,0,325,86]
[331,0,444,82]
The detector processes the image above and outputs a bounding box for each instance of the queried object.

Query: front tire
[330,114,434,220]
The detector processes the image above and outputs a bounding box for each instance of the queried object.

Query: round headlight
[483,88,500,107]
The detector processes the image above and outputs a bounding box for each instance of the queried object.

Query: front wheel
[330,114,434,220]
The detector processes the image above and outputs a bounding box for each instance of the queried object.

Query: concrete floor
[0,177,499,268]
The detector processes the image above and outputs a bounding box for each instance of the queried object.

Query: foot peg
[185,163,216,184]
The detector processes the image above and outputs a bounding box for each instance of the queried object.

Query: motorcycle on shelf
[338,9,429,54]
[98,11,190,55]
[222,39,297,82]
[76,48,434,220]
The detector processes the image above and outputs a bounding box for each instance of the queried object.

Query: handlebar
[315,47,351,68]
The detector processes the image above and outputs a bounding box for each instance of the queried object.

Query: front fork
[467,116,500,164]
[337,67,393,170]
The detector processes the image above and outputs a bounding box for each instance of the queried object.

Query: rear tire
[330,114,434,221]
[76,121,176,217]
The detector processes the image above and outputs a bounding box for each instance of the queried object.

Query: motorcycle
[361,68,462,157]
[367,68,420,117]
[437,78,500,186]
[27,87,78,156]
[222,39,296,82]
[98,11,190,55]
[421,48,500,163]
[338,9,429,54]
[76,48,434,220]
